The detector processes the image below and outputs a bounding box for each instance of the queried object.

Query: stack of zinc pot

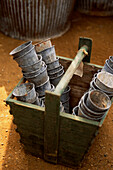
[35,39,70,113]
[9,41,52,104]
[90,71,113,99]
[10,41,39,68]
[35,39,64,87]
[34,39,55,102]
[72,89,111,121]
[102,56,113,74]
[12,82,41,105]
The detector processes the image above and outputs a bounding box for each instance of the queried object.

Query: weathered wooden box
[6,56,109,168]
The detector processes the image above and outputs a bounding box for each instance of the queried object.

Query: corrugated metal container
[76,0,113,16]
[0,0,76,40]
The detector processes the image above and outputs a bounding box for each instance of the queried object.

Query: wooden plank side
[59,115,98,143]
[12,107,44,120]
[23,143,44,158]
[21,139,43,158]
[13,114,44,126]
[44,91,60,164]
[20,132,43,144]
[9,102,45,158]
[14,124,44,157]
[58,114,99,166]
[11,102,44,119]
[59,129,97,145]
[12,106,44,125]
[13,118,43,136]
[58,149,83,167]
[11,103,44,132]
[60,112,99,126]
[59,140,91,154]
[8,98,44,112]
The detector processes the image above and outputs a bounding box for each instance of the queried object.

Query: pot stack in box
[12,83,41,106]
[35,39,70,113]
[10,39,71,112]
[35,39,64,87]
[72,61,113,121]
[90,71,113,99]
[10,41,52,106]
[102,56,113,74]
[72,89,111,121]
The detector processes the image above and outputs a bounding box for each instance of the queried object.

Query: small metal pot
[13,46,38,67]
[96,71,113,92]
[86,90,111,112]
[80,92,107,118]
[13,83,36,103]
[23,68,41,78]
[49,66,64,79]
[20,55,42,72]
[36,77,51,97]
[22,61,45,77]
[48,64,63,75]
[78,103,104,121]
[50,70,64,86]
[93,78,113,98]
[38,46,56,64]
[47,57,60,70]
[25,65,48,86]
[103,59,113,74]
[108,56,113,68]
[10,41,33,58]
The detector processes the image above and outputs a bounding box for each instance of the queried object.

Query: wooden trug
[6,54,109,168]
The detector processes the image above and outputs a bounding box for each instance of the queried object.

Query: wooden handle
[54,45,88,95]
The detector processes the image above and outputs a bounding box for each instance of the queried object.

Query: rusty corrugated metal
[0,0,76,40]
[77,0,113,16]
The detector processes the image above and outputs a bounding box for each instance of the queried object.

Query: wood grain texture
[22,141,44,158]
[11,102,44,133]
[10,102,44,158]
[58,114,99,166]
[44,91,60,164]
